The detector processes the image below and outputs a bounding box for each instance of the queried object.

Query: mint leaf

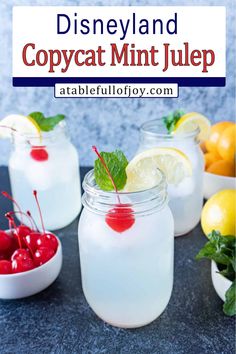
[196,230,236,316]
[223,280,236,316]
[40,114,65,131]
[195,241,229,264]
[219,264,235,282]
[196,231,236,268]
[230,255,236,272]
[29,112,65,132]
[28,112,45,126]
[114,150,129,170]
[163,110,185,133]
[94,150,128,191]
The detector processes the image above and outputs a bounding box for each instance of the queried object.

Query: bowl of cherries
[0,191,62,299]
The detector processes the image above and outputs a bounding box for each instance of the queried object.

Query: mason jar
[9,122,81,230]
[78,169,174,328]
[138,118,204,236]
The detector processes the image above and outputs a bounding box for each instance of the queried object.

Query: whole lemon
[201,190,236,236]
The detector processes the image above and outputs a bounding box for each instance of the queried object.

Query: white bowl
[211,260,232,301]
[203,172,236,199]
[0,232,62,300]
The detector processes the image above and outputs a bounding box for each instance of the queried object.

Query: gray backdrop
[0,0,235,166]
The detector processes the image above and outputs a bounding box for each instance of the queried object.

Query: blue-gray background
[0,0,235,166]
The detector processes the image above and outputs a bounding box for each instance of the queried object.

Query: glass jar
[138,118,204,236]
[78,169,174,328]
[9,122,81,230]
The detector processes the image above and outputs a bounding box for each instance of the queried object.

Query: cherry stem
[5,213,22,249]
[0,125,40,148]
[92,146,121,204]
[2,191,23,223]
[33,191,45,234]
[8,218,14,235]
[0,125,17,133]
[6,214,34,256]
[27,211,39,231]
[8,211,34,230]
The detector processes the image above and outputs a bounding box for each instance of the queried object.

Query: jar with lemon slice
[0,113,81,230]
[135,112,210,236]
[79,150,174,328]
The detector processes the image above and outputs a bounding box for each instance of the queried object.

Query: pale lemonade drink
[79,169,174,328]
[9,122,81,230]
[139,119,204,236]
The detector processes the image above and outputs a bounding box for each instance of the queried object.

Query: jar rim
[140,118,200,140]
[83,168,166,196]
[11,121,67,146]
[82,169,168,217]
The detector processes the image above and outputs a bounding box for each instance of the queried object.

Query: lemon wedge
[0,114,41,139]
[173,112,211,141]
[125,147,192,191]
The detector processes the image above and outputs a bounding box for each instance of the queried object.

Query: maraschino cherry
[12,256,34,273]
[33,190,56,262]
[30,147,48,162]
[0,260,12,274]
[5,213,34,273]
[92,146,135,233]
[0,190,58,274]
[105,204,135,233]
[23,210,41,252]
[25,232,41,252]
[0,231,14,262]
[11,248,31,262]
[34,247,55,266]
[36,233,58,252]
[5,213,23,250]
[6,211,34,252]
[16,225,32,238]
[0,230,13,253]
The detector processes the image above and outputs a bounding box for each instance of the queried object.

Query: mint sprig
[163,110,185,133]
[196,230,236,316]
[28,112,65,132]
[224,280,236,316]
[94,150,128,191]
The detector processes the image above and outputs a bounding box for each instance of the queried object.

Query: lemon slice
[173,112,211,141]
[0,114,41,139]
[125,147,192,191]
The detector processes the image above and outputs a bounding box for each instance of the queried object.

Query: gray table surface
[0,166,234,354]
